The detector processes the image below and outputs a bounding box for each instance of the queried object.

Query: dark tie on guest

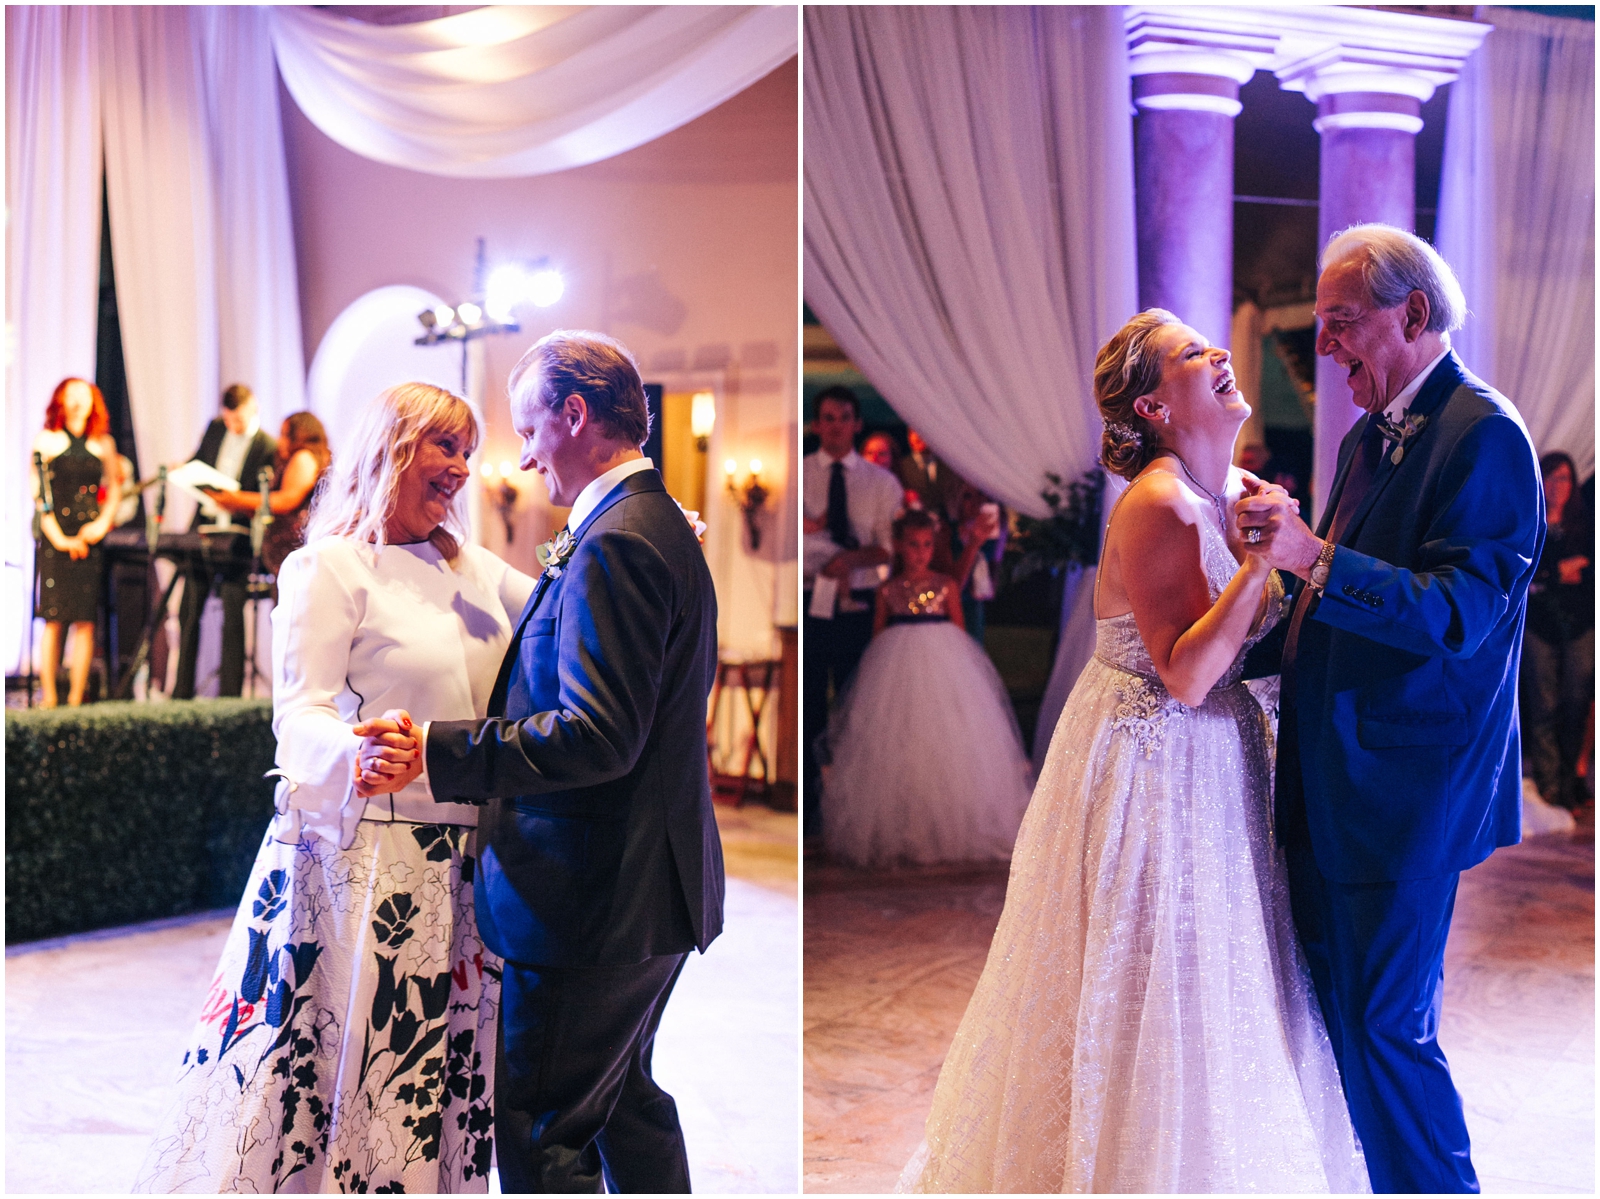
[828,460,859,550]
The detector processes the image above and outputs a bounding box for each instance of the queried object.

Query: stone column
[1126,13,1273,349]
[1278,70,1433,516]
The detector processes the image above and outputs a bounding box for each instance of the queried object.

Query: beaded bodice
[46,432,104,536]
[1095,510,1285,694]
[881,572,956,620]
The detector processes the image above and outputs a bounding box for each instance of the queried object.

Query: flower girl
[822,510,1034,867]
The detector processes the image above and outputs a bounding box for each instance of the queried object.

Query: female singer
[31,378,120,706]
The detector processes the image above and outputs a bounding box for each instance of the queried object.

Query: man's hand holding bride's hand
[1234,480,1323,577]
[351,709,424,798]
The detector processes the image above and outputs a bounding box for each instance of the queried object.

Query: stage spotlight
[456,302,482,326]
[528,268,564,308]
[435,305,455,328]
[418,308,438,329]
[485,265,527,323]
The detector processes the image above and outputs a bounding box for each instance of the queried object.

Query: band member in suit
[173,383,275,698]
[355,331,724,1192]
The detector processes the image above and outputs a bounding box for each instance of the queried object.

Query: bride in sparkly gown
[903,310,1369,1194]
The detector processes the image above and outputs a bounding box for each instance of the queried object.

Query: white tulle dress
[822,573,1034,868]
[902,513,1370,1193]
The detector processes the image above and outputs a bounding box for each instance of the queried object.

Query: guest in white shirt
[802,385,902,836]
[173,383,277,698]
[136,381,531,1195]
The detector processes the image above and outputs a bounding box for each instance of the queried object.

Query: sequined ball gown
[902,493,1369,1194]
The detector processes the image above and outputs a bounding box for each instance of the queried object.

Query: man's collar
[820,449,861,468]
[221,415,260,439]
[1384,344,1452,422]
[566,455,653,531]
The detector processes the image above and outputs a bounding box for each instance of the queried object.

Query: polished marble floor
[804,827,1595,1194]
[6,804,799,1194]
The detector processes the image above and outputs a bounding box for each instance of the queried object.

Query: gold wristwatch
[1309,540,1336,593]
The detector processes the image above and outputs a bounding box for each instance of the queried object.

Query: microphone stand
[28,451,55,708]
[245,466,274,698]
[116,467,174,700]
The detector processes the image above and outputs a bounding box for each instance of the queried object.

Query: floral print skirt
[135,819,499,1194]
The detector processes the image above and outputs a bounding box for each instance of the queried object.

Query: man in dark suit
[173,383,275,698]
[357,331,723,1192]
[1238,224,1543,1193]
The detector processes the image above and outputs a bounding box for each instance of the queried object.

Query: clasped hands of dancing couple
[135,331,723,1195]
[906,225,1542,1195]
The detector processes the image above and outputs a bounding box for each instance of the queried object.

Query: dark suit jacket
[1276,352,1544,884]
[426,468,725,968]
[189,418,276,532]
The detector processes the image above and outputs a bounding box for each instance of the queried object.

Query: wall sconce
[724,457,769,550]
[482,459,520,543]
[690,391,716,452]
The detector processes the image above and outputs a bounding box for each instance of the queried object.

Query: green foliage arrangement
[5,698,277,943]
[1005,468,1106,581]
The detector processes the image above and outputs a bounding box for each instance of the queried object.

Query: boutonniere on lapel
[1376,411,1429,465]
[535,527,577,578]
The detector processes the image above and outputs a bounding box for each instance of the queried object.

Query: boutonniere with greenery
[535,527,577,578]
[1375,411,1428,465]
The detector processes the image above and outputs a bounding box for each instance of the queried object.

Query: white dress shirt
[567,455,655,531]
[207,415,260,527]
[270,536,536,848]
[803,449,902,590]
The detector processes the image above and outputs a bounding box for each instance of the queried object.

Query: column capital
[1124,5,1491,108]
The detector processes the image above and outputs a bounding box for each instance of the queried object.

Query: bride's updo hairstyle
[1095,308,1181,481]
[303,382,481,563]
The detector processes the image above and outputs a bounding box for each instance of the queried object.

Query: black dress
[37,433,105,624]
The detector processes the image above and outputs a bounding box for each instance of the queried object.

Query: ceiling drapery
[269,5,798,179]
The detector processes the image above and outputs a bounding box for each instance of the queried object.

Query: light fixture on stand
[482,459,521,543]
[416,238,565,394]
[724,457,769,550]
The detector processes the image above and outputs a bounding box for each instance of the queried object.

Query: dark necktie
[827,461,858,550]
[1282,416,1385,680]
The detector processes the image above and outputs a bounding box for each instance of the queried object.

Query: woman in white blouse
[137,383,535,1194]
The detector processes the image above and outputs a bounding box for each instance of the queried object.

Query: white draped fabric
[4,6,104,673]
[803,6,1137,759]
[1437,8,1595,478]
[101,5,221,509]
[803,5,1136,520]
[200,6,308,432]
[269,5,799,179]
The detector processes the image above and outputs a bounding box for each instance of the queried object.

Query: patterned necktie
[1282,416,1386,681]
[827,460,858,550]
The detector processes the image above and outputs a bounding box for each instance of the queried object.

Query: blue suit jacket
[1275,352,1544,884]
[426,469,725,967]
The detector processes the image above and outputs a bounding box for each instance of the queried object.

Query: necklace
[1169,453,1228,531]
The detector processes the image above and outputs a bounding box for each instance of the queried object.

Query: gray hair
[509,329,651,448]
[1321,223,1466,334]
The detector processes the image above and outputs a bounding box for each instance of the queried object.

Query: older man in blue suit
[1237,224,1544,1194]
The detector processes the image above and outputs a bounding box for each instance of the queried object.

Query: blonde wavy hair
[303,382,480,561]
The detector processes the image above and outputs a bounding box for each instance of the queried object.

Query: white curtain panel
[803,5,1137,761]
[269,5,799,179]
[4,6,104,672]
[199,5,308,430]
[1437,8,1595,478]
[101,4,222,504]
[803,5,1137,520]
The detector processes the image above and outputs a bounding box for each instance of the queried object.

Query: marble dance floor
[804,826,1595,1194]
[7,804,799,1194]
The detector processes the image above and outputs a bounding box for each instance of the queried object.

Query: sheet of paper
[808,575,839,619]
[165,458,241,517]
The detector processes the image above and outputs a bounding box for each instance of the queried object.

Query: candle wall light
[691,391,716,452]
[482,459,520,543]
[724,457,769,550]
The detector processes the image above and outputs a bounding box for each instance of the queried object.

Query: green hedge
[5,698,278,944]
